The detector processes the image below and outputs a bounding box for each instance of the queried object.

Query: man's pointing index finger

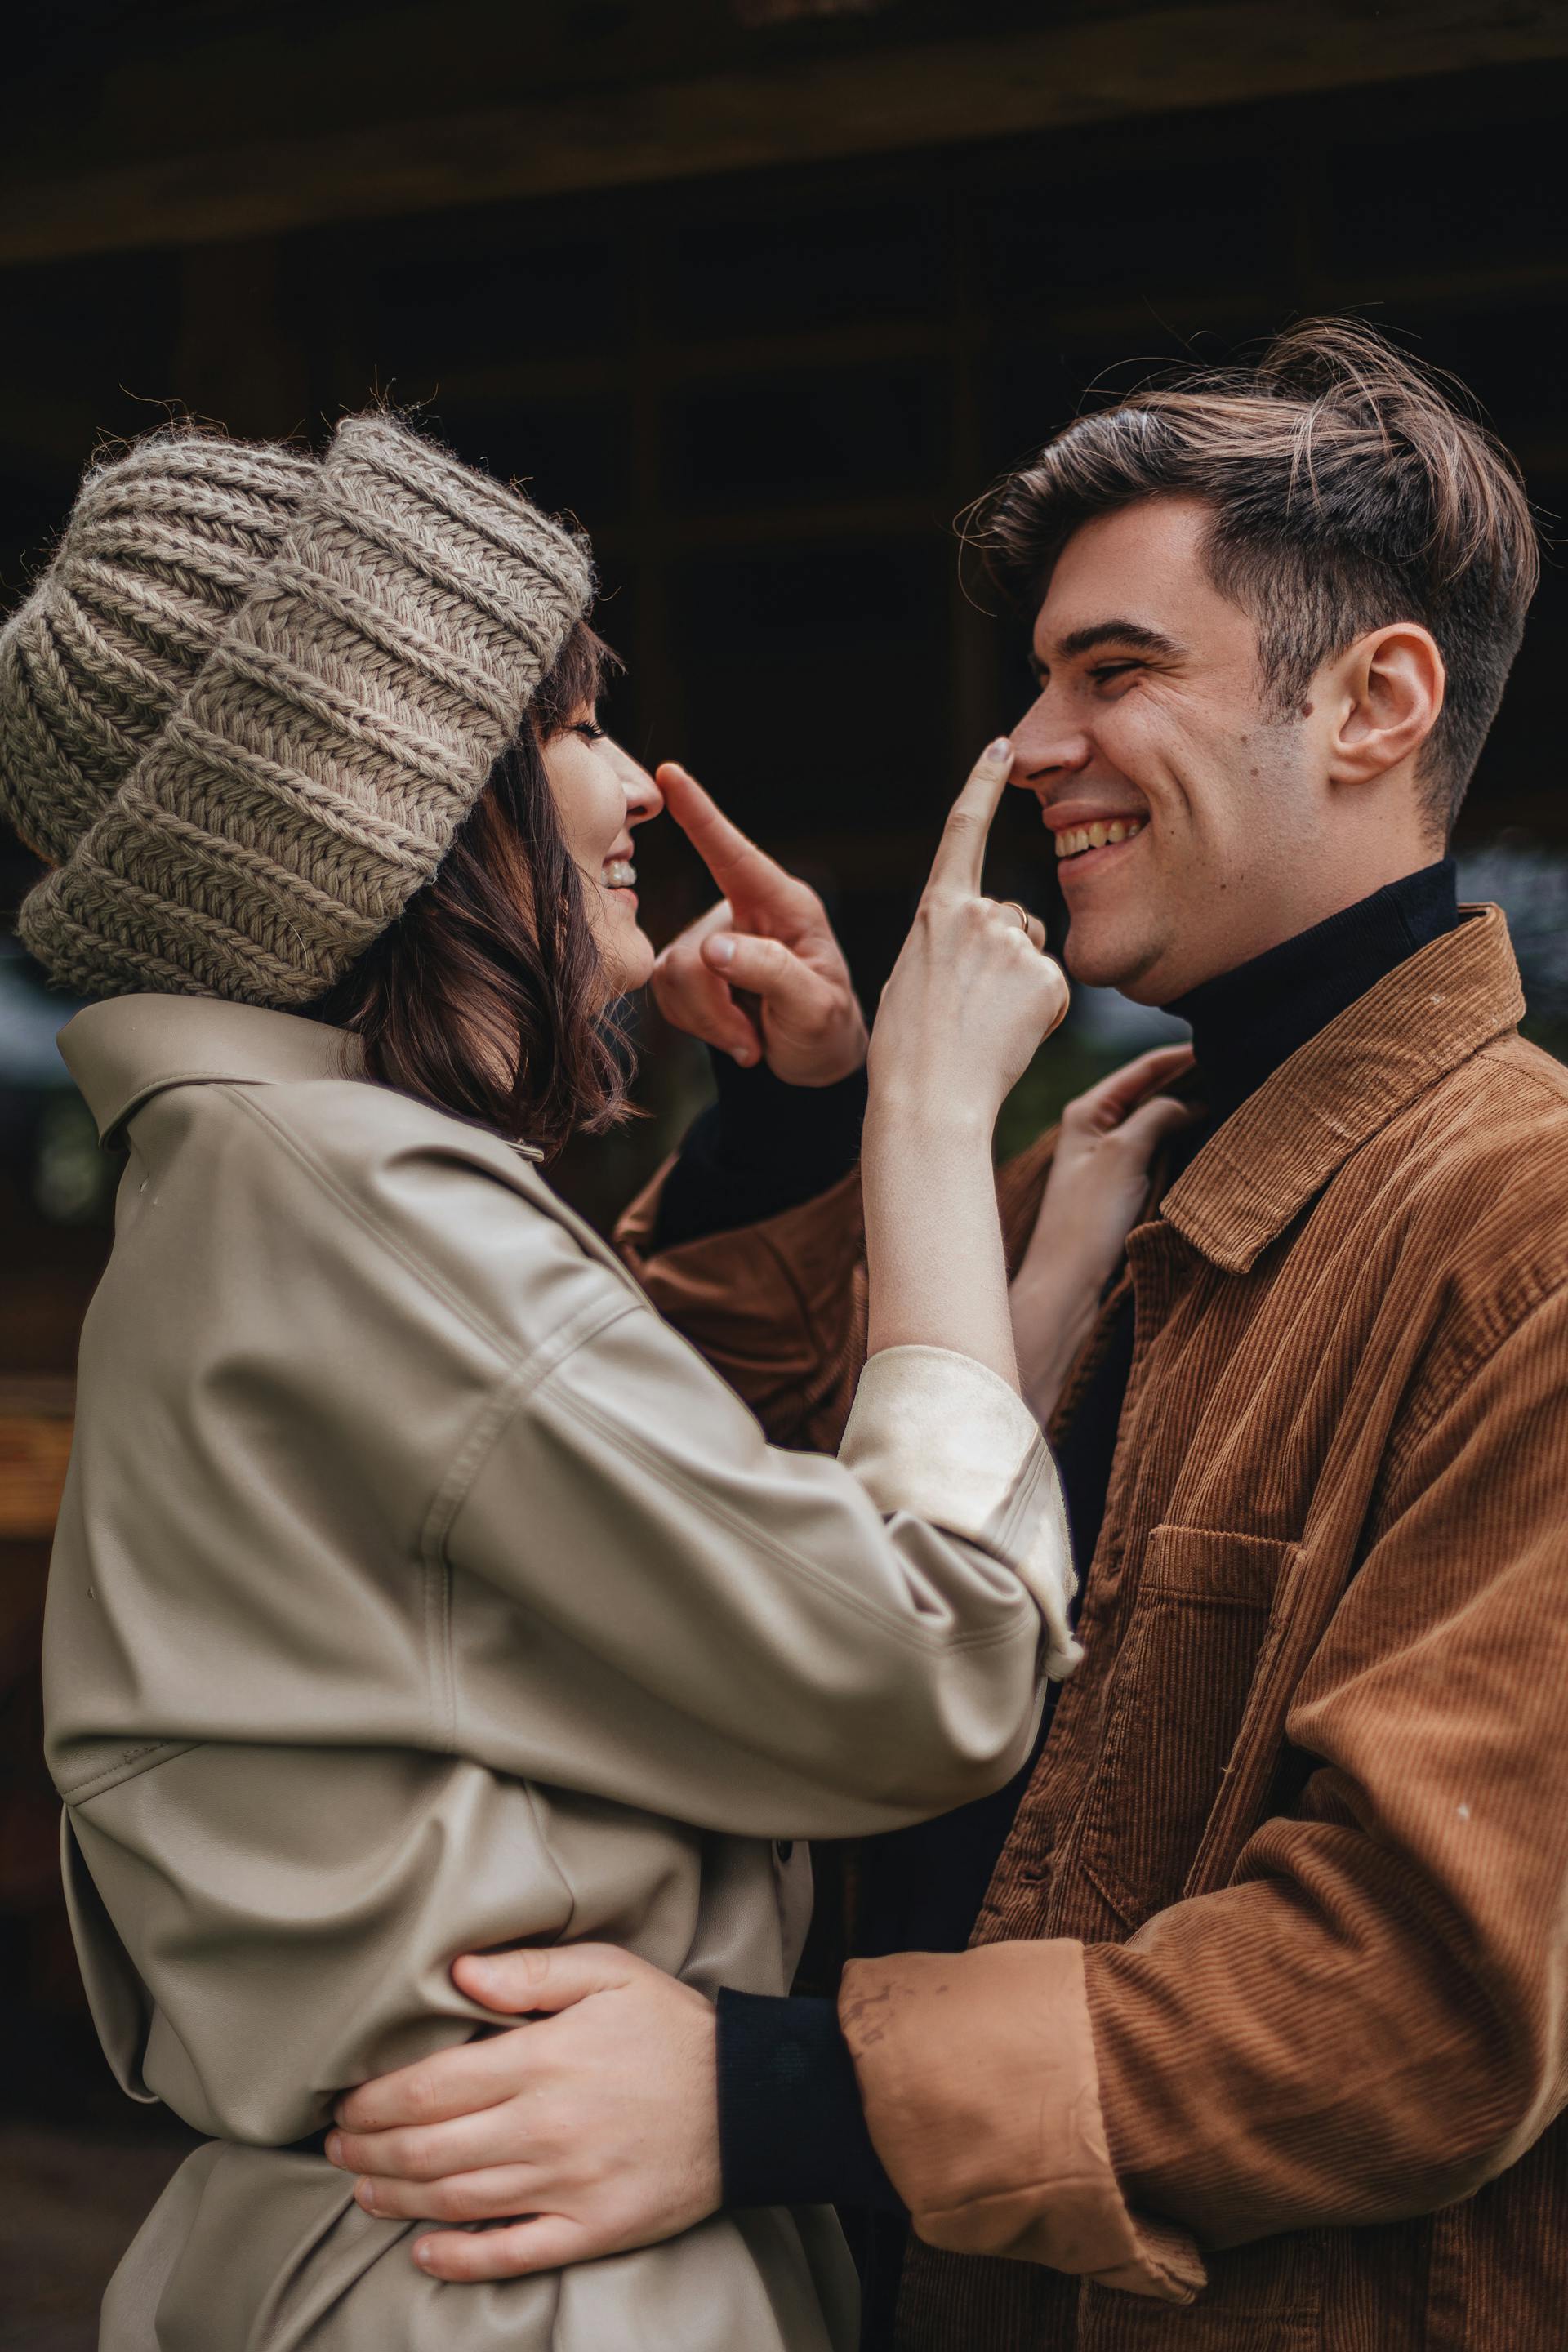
[928,738,1014,896]
[656,763,782,901]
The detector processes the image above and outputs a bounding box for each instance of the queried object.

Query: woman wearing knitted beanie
[2,416,1172,2351]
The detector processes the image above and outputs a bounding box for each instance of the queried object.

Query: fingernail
[413,2241,434,2270]
[355,2180,380,2214]
[324,2132,343,2167]
[987,737,1012,761]
[732,1045,755,1067]
[706,935,735,966]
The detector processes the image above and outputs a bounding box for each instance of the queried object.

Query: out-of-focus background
[2,2,1567,2340]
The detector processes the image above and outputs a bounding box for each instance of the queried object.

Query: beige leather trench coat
[43,995,1074,2352]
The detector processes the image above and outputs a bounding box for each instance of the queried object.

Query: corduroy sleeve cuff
[840,1346,1080,1677]
[839,1942,1205,2303]
[718,1990,905,2214]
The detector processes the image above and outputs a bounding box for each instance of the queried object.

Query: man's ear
[1325,622,1446,786]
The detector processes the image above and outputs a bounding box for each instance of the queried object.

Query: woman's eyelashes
[571,719,607,743]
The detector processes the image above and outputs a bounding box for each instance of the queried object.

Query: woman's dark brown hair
[315,619,634,1158]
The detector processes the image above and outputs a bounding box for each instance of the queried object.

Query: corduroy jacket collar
[1159,902,1525,1275]
[59,995,364,1148]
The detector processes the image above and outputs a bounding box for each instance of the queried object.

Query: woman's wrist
[862,1102,1019,1388]
[864,1071,996,1148]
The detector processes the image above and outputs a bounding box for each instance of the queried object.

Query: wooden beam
[4,0,1567,265]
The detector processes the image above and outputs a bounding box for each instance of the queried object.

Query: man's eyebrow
[1032,621,1185,673]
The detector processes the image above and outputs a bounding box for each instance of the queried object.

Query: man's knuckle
[372,2127,412,2172]
[403,2076,442,2126]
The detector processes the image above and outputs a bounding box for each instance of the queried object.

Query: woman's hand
[1011,1046,1197,1423]
[649,763,868,1083]
[861,739,1068,1388]
[867,739,1068,1134]
[324,1945,719,2282]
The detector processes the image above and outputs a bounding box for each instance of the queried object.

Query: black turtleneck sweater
[654,862,1460,2251]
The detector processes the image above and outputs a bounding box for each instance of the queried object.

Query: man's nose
[1007,697,1093,793]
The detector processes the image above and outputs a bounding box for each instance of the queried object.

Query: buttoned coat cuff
[840,1346,1080,1677]
[838,1941,1205,2304]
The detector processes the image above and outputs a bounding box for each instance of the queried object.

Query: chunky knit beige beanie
[0,413,595,1004]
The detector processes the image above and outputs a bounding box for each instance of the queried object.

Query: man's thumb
[1119,1094,1201,1157]
[452,1942,626,2016]
[702,929,813,1005]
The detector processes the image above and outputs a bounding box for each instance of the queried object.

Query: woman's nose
[607,739,663,824]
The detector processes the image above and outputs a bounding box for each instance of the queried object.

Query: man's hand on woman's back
[326,1944,719,2282]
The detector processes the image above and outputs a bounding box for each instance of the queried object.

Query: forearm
[862,1100,1018,1391]
[653,1054,868,1252]
[717,1991,904,2213]
[616,1160,869,1449]
[1086,1833,1544,2247]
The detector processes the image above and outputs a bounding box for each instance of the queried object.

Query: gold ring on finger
[1001,900,1034,936]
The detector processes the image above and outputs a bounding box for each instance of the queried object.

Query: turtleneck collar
[1164,858,1460,1130]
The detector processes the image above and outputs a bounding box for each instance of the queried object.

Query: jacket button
[775,1840,794,1864]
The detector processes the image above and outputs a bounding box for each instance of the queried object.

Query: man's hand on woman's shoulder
[1010,1045,1196,1423]
[326,1944,720,2282]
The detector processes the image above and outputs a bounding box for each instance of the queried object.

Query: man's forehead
[1030,500,1236,658]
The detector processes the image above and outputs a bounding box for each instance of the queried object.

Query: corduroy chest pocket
[1068,1524,1298,1935]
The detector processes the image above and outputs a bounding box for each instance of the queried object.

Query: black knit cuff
[653,1054,867,1253]
[717,1989,903,2214]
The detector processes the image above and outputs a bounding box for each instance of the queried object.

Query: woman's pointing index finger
[927,738,1014,896]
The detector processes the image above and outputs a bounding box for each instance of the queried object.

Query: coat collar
[1158,904,1525,1276]
[60,996,367,1147]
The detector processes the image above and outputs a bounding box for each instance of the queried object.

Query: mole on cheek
[1300,699,1315,718]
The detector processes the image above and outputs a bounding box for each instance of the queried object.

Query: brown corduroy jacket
[617,905,1568,2351]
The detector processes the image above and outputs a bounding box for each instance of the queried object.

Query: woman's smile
[543,718,662,992]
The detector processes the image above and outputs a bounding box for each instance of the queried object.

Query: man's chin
[1062,921,1168,1003]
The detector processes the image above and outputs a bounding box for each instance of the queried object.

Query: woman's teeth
[603,860,637,888]
[1054,817,1145,861]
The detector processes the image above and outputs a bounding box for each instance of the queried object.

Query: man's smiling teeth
[1054,817,1146,861]
[603,860,636,887]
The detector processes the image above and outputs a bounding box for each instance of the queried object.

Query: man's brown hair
[982,318,1540,831]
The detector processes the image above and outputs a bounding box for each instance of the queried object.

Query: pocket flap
[1143,1523,1298,1610]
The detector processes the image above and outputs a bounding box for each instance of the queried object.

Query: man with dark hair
[327,321,1568,2350]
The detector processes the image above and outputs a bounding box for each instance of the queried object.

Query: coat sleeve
[444,1280,1079,1840]
[614,1129,1059,1450]
[839,1281,1568,2296]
